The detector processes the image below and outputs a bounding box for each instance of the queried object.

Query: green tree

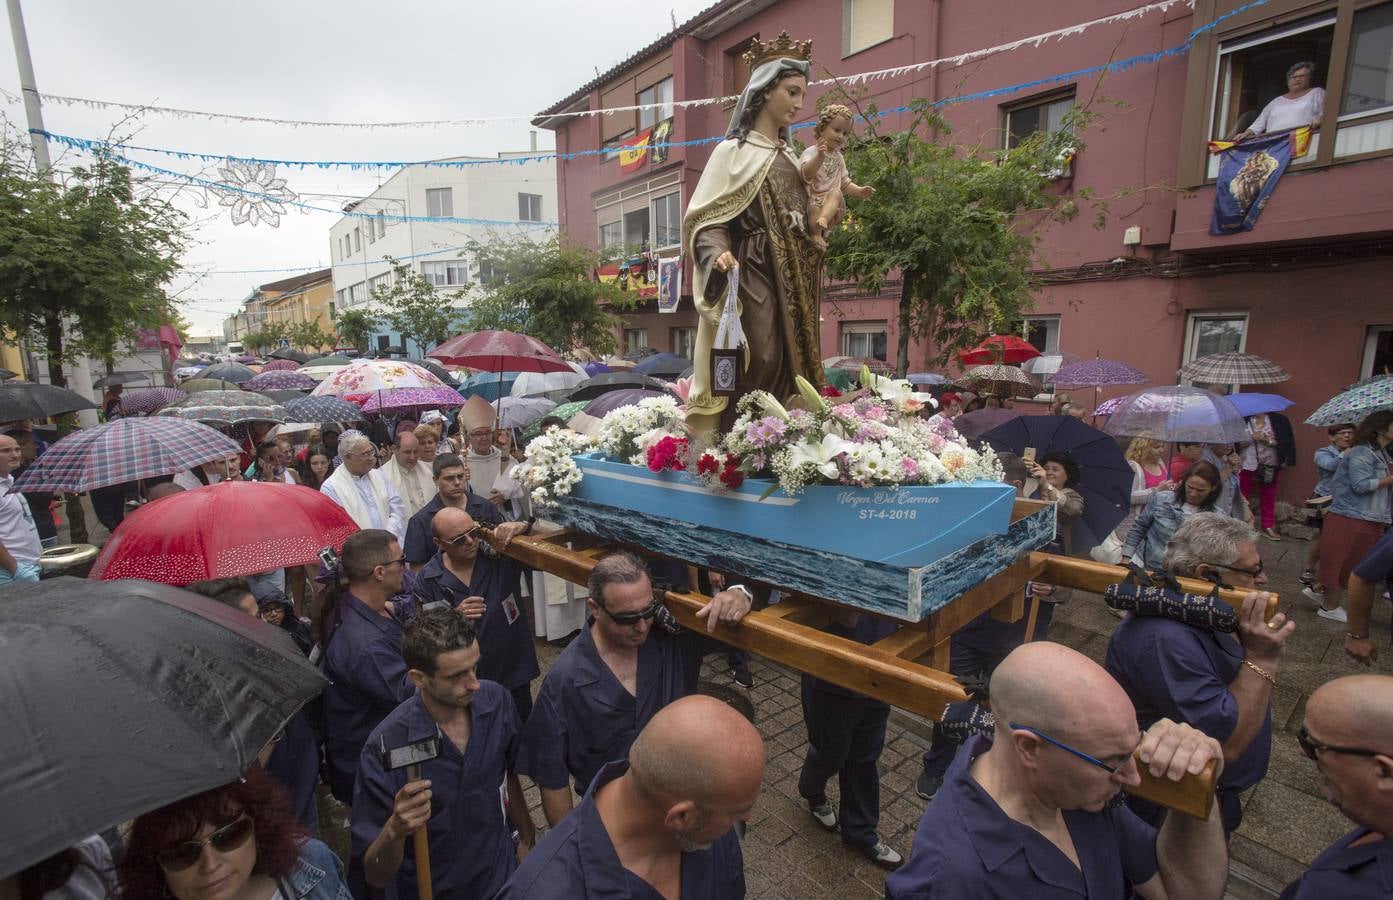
[290,320,333,352]
[371,257,462,354]
[333,307,378,353]
[241,329,271,355]
[823,97,1098,374]
[464,237,634,357]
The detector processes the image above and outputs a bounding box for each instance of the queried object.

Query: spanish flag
[1209,126,1311,157]
[619,127,653,173]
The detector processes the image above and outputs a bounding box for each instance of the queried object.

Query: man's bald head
[0,433,21,476]
[432,506,476,540]
[1308,675,1393,749]
[629,695,765,811]
[990,642,1137,741]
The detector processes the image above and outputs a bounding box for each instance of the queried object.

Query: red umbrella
[428,330,572,374]
[89,480,359,585]
[958,335,1043,366]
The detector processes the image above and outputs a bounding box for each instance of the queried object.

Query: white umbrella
[509,362,588,397]
[494,396,557,430]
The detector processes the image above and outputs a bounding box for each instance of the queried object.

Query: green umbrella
[822,366,853,390]
[302,355,353,367]
[520,400,587,443]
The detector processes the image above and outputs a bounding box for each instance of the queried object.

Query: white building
[328,148,557,355]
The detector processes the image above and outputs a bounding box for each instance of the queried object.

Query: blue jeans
[0,561,42,585]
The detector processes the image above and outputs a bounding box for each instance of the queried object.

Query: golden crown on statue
[741,31,813,70]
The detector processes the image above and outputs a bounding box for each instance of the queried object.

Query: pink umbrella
[261,359,301,372]
[428,330,572,374]
[118,387,186,416]
[358,387,465,415]
[245,370,317,392]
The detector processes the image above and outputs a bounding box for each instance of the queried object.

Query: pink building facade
[534,0,1393,502]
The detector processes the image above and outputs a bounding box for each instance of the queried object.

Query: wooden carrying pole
[496,530,1275,821]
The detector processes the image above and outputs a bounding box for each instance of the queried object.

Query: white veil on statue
[726,57,812,142]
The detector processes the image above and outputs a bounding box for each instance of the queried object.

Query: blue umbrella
[981,415,1133,551]
[582,362,612,377]
[908,372,949,386]
[1226,393,1294,417]
[457,371,519,401]
[632,352,690,378]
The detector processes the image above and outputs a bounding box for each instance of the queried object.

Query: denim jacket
[1328,444,1393,524]
[1312,445,1343,498]
[282,839,352,900]
[1122,490,1215,571]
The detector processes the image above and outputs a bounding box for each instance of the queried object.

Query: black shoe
[850,838,903,871]
[915,770,943,800]
[731,666,754,689]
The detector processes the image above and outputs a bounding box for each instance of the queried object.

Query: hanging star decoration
[210,161,297,227]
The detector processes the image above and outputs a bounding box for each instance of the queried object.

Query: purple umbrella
[260,359,301,372]
[952,408,1022,441]
[245,370,317,392]
[581,388,671,418]
[1094,396,1127,416]
[1052,358,1148,389]
[118,387,186,416]
[582,362,612,377]
[358,387,466,415]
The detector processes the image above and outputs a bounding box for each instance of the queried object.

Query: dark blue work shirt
[1279,828,1393,899]
[1104,615,1271,831]
[496,760,745,900]
[403,492,502,566]
[351,684,522,900]
[1353,528,1393,583]
[886,735,1159,898]
[265,711,319,832]
[517,619,706,793]
[323,593,415,803]
[413,551,539,690]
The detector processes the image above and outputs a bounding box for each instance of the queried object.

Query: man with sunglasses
[518,550,754,827]
[887,642,1230,899]
[1105,513,1294,835]
[403,453,511,567]
[413,506,539,721]
[1281,674,1393,898]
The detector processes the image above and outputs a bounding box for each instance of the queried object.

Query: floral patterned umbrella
[1052,358,1148,389]
[310,359,449,397]
[1306,378,1393,427]
[357,387,465,415]
[245,370,317,392]
[260,359,302,372]
[1093,396,1127,417]
[117,387,186,416]
[156,391,289,428]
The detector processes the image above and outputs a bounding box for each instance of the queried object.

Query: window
[477,261,500,285]
[349,283,367,305]
[1183,312,1248,392]
[426,188,453,218]
[843,0,893,57]
[420,260,470,287]
[1004,92,1075,149]
[1343,3,1393,118]
[651,193,681,248]
[367,272,392,296]
[1362,325,1393,379]
[638,77,674,130]
[1211,14,1334,141]
[377,334,390,352]
[1023,315,1060,354]
[353,227,361,252]
[671,326,697,359]
[599,221,624,248]
[727,38,756,96]
[603,130,634,162]
[518,193,543,222]
[624,208,651,248]
[376,212,387,238]
[624,328,649,352]
[336,288,349,308]
[841,322,888,361]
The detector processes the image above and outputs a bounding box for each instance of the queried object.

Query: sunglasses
[1217,560,1264,578]
[156,815,254,871]
[1297,726,1386,761]
[1010,723,1137,775]
[376,555,408,570]
[600,598,663,626]
[442,527,482,546]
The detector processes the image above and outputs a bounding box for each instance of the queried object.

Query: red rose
[696,453,719,475]
[719,467,744,488]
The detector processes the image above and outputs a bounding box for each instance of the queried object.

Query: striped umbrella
[245,370,317,392]
[1177,352,1290,385]
[260,359,302,372]
[117,387,186,416]
[12,418,240,493]
[157,391,289,428]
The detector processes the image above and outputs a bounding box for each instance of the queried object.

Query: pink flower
[902,458,920,478]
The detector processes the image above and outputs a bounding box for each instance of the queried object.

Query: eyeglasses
[1297,726,1387,761]
[442,527,482,546]
[156,815,255,871]
[1217,559,1264,578]
[600,598,663,626]
[376,555,408,570]
[1009,723,1136,775]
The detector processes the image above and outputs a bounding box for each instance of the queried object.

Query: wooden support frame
[496,523,1266,820]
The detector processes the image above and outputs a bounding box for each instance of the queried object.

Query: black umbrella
[567,371,674,402]
[981,414,1133,549]
[0,577,327,879]
[411,358,458,386]
[0,383,98,421]
[197,362,257,384]
[632,352,691,378]
[92,371,153,389]
[268,347,311,363]
[285,395,365,424]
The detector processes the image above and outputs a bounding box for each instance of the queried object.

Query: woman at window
[1232,61,1325,141]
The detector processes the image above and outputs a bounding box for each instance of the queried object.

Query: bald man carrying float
[887,642,1230,899]
[1281,674,1393,898]
[498,694,761,899]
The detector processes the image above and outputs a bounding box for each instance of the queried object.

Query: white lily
[862,366,937,410]
[786,432,851,479]
[752,390,791,422]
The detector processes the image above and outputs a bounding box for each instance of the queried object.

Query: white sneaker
[809,800,837,831]
[1316,605,1348,623]
[1302,587,1326,605]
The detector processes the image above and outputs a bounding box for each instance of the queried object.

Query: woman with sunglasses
[118,766,349,899]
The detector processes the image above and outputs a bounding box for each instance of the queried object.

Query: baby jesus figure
[798,104,876,249]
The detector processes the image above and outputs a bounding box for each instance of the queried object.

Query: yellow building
[258,269,335,335]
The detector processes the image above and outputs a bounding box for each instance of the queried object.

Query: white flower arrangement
[517,427,599,507]
[596,395,684,464]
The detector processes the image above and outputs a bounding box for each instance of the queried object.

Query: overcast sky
[0,0,717,335]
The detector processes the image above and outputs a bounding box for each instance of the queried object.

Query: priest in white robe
[320,429,407,543]
[379,430,434,519]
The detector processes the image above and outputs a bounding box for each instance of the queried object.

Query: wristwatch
[726,584,754,603]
